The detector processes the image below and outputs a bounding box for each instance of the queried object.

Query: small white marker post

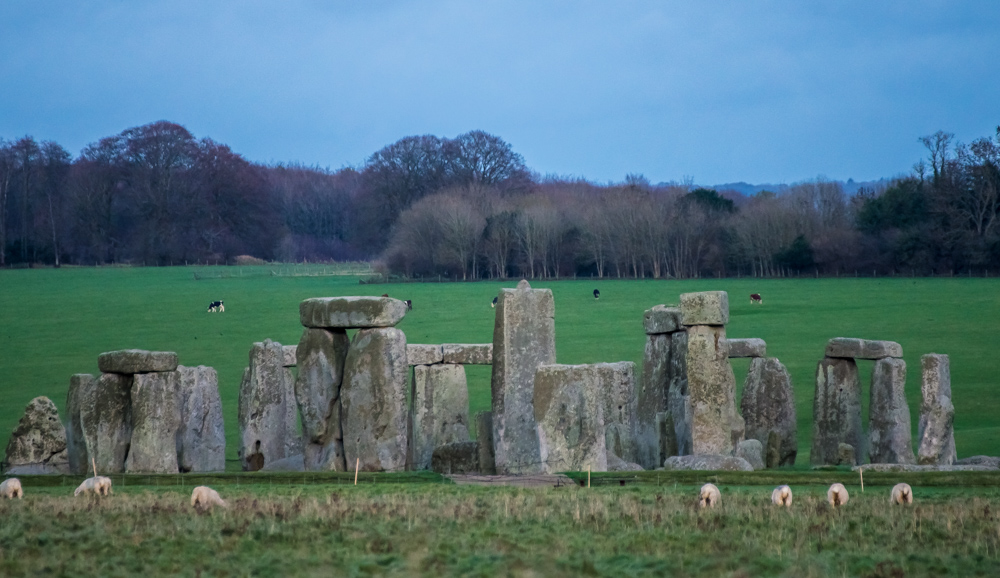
[587,466,591,488]
[92,457,98,478]
[354,457,360,486]
[860,467,864,493]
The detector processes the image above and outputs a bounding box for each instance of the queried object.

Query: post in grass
[354,457,360,486]
[587,466,591,488]
[860,467,864,492]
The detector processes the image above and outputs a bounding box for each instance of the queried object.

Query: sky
[1,1,998,185]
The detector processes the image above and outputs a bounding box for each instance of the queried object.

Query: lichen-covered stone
[299,296,408,329]
[837,443,857,466]
[126,371,181,473]
[638,333,671,468]
[238,339,301,471]
[917,353,956,465]
[740,357,797,466]
[680,291,729,326]
[533,364,608,473]
[656,412,677,466]
[825,338,903,360]
[869,358,915,464]
[765,430,781,469]
[80,373,133,473]
[852,463,995,473]
[811,357,864,466]
[662,454,753,471]
[410,364,470,471]
[177,365,225,473]
[98,349,178,374]
[66,374,95,474]
[686,325,740,455]
[727,338,767,358]
[667,330,692,457]
[491,280,555,474]
[594,362,639,465]
[475,411,496,475]
[736,439,765,470]
[431,441,480,474]
[341,328,408,472]
[261,454,305,472]
[643,305,682,335]
[4,396,69,473]
[281,345,297,367]
[407,344,443,366]
[442,344,493,365]
[955,456,1000,468]
[295,328,350,471]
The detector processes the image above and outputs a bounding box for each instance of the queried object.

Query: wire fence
[191,262,373,281]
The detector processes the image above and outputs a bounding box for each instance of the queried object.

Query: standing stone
[80,373,133,473]
[66,374,95,474]
[686,324,740,455]
[680,291,729,326]
[126,371,181,473]
[238,339,301,471]
[917,354,956,465]
[765,430,782,469]
[4,396,69,474]
[410,364,470,471]
[177,365,226,473]
[341,328,408,472]
[811,357,864,466]
[655,412,678,466]
[533,364,607,473]
[475,411,496,474]
[869,358,916,464]
[638,332,671,469]
[736,439,765,470]
[491,280,555,474]
[740,357,797,466]
[837,443,857,466]
[295,328,351,471]
[594,362,639,466]
[668,330,692,456]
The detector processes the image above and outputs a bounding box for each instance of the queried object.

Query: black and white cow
[207,300,225,312]
[405,299,412,311]
[491,296,498,308]
[593,289,600,300]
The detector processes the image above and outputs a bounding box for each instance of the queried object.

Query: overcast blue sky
[1,1,997,185]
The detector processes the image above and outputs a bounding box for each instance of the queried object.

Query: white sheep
[191,486,227,510]
[74,476,113,497]
[827,483,849,507]
[890,483,913,505]
[771,485,792,507]
[699,483,721,508]
[0,478,23,499]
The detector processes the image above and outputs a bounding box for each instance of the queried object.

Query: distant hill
[697,178,894,197]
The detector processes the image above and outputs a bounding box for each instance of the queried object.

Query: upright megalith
[638,332,671,468]
[80,372,133,473]
[594,362,640,466]
[491,280,555,474]
[238,339,300,471]
[869,357,915,464]
[126,371,181,473]
[3,396,69,474]
[410,364,470,471]
[341,328,408,472]
[668,331,692,456]
[295,328,351,471]
[740,357,797,466]
[811,357,864,465]
[533,364,607,473]
[475,411,496,474]
[177,365,226,473]
[66,374,95,474]
[917,354,956,465]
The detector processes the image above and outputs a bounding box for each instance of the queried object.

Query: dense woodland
[1,121,998,278]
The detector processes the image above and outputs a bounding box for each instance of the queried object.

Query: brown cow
[750,293,763,305]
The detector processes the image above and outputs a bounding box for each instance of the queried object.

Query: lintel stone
[442,343,493,365]
[300,296,407,329]
[643,305,682,334]
[680,291,729,326]
[825,338,902,360]
[407,344,444,366]
[728,338,766,358]
[98,349,178,374]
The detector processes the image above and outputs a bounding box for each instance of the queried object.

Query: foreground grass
[1,481,998,577]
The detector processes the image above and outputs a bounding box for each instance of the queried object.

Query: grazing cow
[381,293,389,298]
[750,293,763,305]
[491,296,498,308]
[405,299,412,311]
[593,289,600,300]
[207,300,225,312]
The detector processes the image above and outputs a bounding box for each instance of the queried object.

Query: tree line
[1,121,998,278]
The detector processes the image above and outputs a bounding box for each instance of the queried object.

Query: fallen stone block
[680,291,729,326]
[727,338,766,358]
[853,463,997,473]
[4,396,69,474]
[662,454,753,471]
[410,364,470,471]
[643,305,682,335]
[442,343,493,365]
[300,296,408,329]
[126,371,181,473]
[406,344,443,366]
[431,441,480,474]
[956,456,1000,469]
[825,338,903,360]
[98,349,178,374]
[736,439,765,470]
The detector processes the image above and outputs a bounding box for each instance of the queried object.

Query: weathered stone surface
[299,296,407,329]
[98,349,178,374]
[295,328,350,472]
[281,345,297,367]
[442,344,493,365]
[261,454,305,472]
[177,365,225,473]
[668,331,692,456]
[727,338,766,358]
[533,364,608,473]
[475,411,496,475]
[431,441,480,474]
[765,430,781,469]
[825,338,903,360]
[594,362,639,465]
[680,291,729,326]
[411,364,470,471]
[956,456,1000,468]
[66,374,95,475]
[607,453,644,471]
[837,443,857,466]
[662,454,753,472]
[687,325,740,455]
[917,354,956,465]
[869,357,915,464]
[341,328,408,472]
[238,339,301,471]
[638,333,671,468]
[853,463,996,473]
[655,412,677,467]
[740,357,797,466]
[407,344,443,366]
[491,280,555,474]
[126,371,181,473]
[811,357,864,466]
[80,373,133,473]
[736,439,765,470]
[643,305,682,335]
[4,397,69,473]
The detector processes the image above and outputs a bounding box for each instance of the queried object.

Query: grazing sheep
[827,483,849,507]
[699,483,721,508]
[191,486,227,510]
[771,485,792,507]
[891,483,913,505]
[0,478,23,499]
[74,476,113,497]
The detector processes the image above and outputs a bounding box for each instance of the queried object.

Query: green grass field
[1,266,999,464]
